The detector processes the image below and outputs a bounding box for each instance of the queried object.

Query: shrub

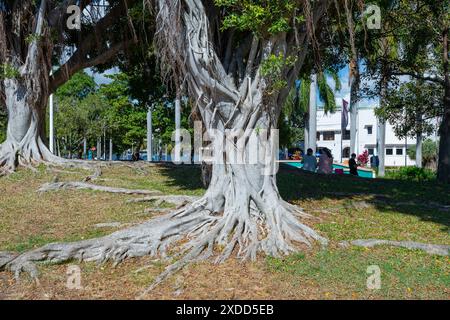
[357,150,370,167]
[386,166,436,182]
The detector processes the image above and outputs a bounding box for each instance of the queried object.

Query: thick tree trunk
[0,80,60,174]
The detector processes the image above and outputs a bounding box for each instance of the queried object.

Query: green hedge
[385,167,436,182]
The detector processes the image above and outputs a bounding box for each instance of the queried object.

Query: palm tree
[290,71,341,154]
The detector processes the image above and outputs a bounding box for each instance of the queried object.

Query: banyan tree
[0,0,331,289]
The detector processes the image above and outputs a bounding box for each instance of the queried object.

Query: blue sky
[86,67,118,85]
[320,65,379,110]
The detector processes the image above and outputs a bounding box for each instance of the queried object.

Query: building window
[386,148,393,156]
[323,131,335,141]
[317,132,321,141]
[396,148,403,155]
[343,130,350,140]
[367,126,373,135]
[368,148,374,155]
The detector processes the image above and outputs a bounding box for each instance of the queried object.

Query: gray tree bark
[0,0,62,174]
[0,76,61,175]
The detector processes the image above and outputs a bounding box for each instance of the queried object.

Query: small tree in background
[408,139,439,170]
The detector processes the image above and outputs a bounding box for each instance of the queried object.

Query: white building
[315,106,416,167]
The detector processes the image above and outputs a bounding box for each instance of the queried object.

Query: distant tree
[408,139,439,169]
[55,92,109,159]
[100,72,191,158]
[380,80,443,168]
[56,71,97,101]
[363,0,449,182]
[382,81,443,139]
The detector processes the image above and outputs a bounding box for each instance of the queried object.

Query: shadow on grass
[156,163,450,232]
[157,164,204,191]
[278,164,450,232]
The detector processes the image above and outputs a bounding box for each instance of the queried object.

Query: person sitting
[318,148,333,174]
[302,148,317,172]
[349,153,359,176]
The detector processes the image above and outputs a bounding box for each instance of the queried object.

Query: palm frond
[299,77,311,113]
[317,72,337,114]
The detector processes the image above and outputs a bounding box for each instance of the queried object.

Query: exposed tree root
[0,133,68,176]
[340,239,450,256]
[0,193,326,295]
[135,208,172,215]
[126,195,200,208]
[37,181,163,195]
[83,167,103,182]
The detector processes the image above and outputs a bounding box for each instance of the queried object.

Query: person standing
[349,153,359,176]
[302,148,317,172]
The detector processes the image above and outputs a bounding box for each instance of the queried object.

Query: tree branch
[392,71,445,85]
[49,40,129,93]
[49,1,136,93]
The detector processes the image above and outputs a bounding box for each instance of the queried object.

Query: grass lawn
[0,163,448,300]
